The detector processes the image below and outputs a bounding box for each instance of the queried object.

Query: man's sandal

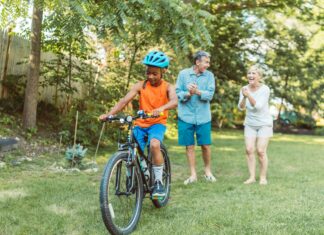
[204,174,216,182]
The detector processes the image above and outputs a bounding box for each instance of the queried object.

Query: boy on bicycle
[99,51,178,197]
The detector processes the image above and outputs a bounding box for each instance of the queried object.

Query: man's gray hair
[193,51,210,64]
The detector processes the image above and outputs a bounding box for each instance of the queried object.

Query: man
[100,51,178,197]
[176,51,216,185]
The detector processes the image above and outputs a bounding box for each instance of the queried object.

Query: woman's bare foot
[259,179,268,185]
[244,178,256,184]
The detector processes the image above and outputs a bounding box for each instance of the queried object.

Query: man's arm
[195,73,215,101]
[175,72,191,102]
[152,84,178,116]
[99,81,142,120]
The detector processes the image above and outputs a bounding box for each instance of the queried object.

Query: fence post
[1,27,13,98]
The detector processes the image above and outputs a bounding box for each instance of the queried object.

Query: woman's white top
[238,84,273,127]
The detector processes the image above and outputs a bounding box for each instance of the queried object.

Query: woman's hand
[242,87,249,98]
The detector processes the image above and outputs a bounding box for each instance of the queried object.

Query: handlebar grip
[147,112,164,117]
[105,115,118,122]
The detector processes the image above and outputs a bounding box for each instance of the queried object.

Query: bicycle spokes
[106,158,141,229]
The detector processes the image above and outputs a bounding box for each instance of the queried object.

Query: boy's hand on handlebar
[151,108,164,117]
[99,114,113,121]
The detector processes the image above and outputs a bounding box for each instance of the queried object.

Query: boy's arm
[99,81,142,120]
[152,84,178,116]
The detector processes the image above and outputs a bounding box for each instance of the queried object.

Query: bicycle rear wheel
[100,152,143,235]
[152,144,171,208]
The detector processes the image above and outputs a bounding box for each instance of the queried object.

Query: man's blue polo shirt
[176,67,215,125]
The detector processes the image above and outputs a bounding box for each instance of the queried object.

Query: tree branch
[210,1,287,14]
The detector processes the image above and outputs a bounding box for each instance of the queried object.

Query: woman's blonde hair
[248,65,263,78]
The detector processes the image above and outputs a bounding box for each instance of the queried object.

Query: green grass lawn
[1,130,324,235]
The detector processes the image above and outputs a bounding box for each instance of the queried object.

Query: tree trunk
[54,55,61,106]
[1,27,13,99]
[66,39,73,112]
[277,75,289,126]
[125,44,139,91]
[23,1,43,129]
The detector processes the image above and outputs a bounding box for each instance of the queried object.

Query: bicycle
[99,111,171,235]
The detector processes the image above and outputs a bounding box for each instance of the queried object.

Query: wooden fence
[0,29,92,107]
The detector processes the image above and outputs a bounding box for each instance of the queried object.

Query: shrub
[65,144,87,167]
[314,127,324,136]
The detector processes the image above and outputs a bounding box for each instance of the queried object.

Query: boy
[100,51,177,197]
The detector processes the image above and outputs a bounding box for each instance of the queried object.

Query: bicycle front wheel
[100,152,143,235]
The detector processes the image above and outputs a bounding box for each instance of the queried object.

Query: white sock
[153,165,164,184]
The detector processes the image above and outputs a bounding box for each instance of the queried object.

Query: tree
[23,0,44,129]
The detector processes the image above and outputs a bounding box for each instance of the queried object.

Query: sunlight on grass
[0,189,27,201]
[0,130,323,234]
[216,134,242,140]
[313,138,324,144]
[272,134,323,145]
[46,204,74,216]
[217,147,236,152]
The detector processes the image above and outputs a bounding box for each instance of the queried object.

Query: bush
[314,127,324,136]
[279,111,316,129]
[65,144,88,167]
[59,99,115,146]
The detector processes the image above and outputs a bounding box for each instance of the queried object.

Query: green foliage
[0,0,29,29]
[24,127,38,140]
[0,113,14,126]
[0,74,26,113]
[88,0,213,51]
[314,127,324,136]
[263,6,323,116]
[65,144,87,166]
[2,0,322,131]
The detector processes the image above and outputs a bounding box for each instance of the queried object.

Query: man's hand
[187,83,197,95]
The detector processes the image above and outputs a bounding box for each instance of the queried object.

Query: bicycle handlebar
[103,110,163,124]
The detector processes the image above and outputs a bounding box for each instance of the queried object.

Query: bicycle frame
[112,115,154,196]
[100,111,171,234]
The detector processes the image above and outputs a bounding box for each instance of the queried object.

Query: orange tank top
[135,80,169,128]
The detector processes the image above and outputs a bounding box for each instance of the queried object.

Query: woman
[238,66,273,185]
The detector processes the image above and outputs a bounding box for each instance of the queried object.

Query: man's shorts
[244,125,273,138]
[133,124,166,152]
[178,119,211,146]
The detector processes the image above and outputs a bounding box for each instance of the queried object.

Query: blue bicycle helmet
[142,51,169,68]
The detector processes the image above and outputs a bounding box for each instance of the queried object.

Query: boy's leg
[133,126,148,152]
[147,124,167,197]
[147,124,166,165]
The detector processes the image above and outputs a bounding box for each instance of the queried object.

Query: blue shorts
[133,124,166,152]
[178,119,211,146]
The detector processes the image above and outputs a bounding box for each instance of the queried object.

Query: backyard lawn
[0,130,323,235]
